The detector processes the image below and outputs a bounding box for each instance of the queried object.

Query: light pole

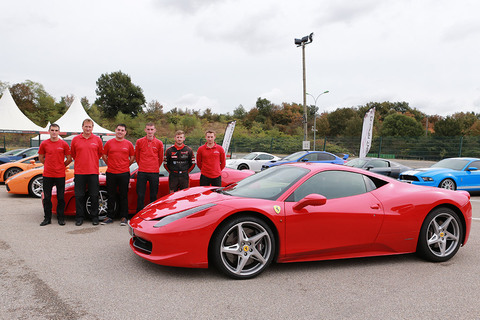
[294,33,314,148]
[307,90,329,151]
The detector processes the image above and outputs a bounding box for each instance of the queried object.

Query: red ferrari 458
[129,162,472,279]
[49,164,254,218]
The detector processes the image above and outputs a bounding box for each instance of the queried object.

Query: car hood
[136,187,228,221]
[401,167,455,176]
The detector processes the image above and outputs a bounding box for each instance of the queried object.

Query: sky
[1,0,480,117]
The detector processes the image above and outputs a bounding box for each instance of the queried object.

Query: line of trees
[2,71,480,142]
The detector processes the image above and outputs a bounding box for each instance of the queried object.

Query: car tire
[237,163,249,170]
[85,189,117,220]
[4,167,22,180]
[438,178,456,190]
[416,207,463,262]
[211,215,275,279]
[28,175,43,198]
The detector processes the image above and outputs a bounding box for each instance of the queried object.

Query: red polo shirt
[38,139,71,178]
[196,143,225,178]
[135,136,164,173]
[71,134,103,174]
[103,139,135,174]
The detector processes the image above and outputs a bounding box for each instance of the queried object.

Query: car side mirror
[293,194,327,210]
[30,160,35,165]
[366,165,374,170]
[467,167,478,171]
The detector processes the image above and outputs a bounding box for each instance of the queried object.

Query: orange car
[5,159,107,198]
[0,155,42,183]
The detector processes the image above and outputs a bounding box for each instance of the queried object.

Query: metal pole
[302,44,307,142]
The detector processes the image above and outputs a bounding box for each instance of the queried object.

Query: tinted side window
[467,161,480,170]
[316,153,335,161]
[288,171,368,202]
[370,160,388,167]
[257,154,273,160]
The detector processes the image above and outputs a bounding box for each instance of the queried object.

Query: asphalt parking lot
[1,181,479,319]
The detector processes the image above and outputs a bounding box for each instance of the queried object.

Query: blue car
[398,157,480,191]
[0,147,39,164]
[261,150,348,170]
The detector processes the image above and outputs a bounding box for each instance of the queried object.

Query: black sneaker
[58,220,65,226]
[120,218,127,226]
[40,219,51,226]
[75,220,83,226]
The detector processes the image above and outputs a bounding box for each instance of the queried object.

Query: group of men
[39,119,225,227]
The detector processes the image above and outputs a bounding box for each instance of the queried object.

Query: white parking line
[473,218,480,221]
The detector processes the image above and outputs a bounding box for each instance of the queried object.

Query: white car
[226,152,281,172]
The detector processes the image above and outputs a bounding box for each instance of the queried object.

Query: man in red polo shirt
[39,123,72,226]
[101,124,135,226]
[135,122,164,213]
[196,130,225,186]
[164,130,195,193]
[71,119,104,226]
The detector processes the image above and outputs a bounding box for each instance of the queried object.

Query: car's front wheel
[29,175,43,198]
[439,178,456,190]
[211,215,275,279]
[417,207,463,262]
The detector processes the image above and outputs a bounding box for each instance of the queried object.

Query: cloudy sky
[2,0,480,117]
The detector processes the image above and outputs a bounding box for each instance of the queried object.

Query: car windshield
[282,151,308,161]
[243,153,258,160]
[222,165,309,200]
[431,159,469,170]
[345,158,368,168]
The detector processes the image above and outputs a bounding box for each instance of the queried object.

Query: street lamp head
[294,32,314,47]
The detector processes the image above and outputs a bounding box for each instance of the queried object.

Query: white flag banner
[222,120,236,154]
[359,107,375,158]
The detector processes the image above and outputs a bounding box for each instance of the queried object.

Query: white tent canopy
[53,97,113,135]
[0,89,44,132]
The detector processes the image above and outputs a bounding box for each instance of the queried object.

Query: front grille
[132,236,152,254]
[399,175,419,182]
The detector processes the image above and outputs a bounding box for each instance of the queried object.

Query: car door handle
[370,204,380,210]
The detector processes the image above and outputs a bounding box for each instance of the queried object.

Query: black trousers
[136,171,159,213]
[106,171,130,219]
[200,174,222,187]
[168,173,189,192]
[74,174,99,221]
[42,176,65,221]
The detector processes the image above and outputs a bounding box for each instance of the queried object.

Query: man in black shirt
[164,130,195,193]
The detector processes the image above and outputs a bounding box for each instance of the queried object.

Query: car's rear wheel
[417,207,463,262]
[211,215,275,279]
[237,163,249,170]
[85,189,116,220]
[4,167,22,180]
[439,178,456,190]
[28,175,43,198]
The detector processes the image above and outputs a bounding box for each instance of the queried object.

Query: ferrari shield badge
[273,205,281,214]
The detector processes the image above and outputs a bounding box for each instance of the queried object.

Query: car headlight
[153,203,216,228]
[421,177,434,182]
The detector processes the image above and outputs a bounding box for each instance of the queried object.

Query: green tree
[434,116,462,136]
[95,71,145,118]
[233,105,246,119]
[380,113,424,137]
[327,107,358,136]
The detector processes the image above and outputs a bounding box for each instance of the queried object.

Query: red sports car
[129,162,472,279]
[50,164,254,218]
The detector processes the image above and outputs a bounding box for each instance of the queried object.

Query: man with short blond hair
[71,119,104,226]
